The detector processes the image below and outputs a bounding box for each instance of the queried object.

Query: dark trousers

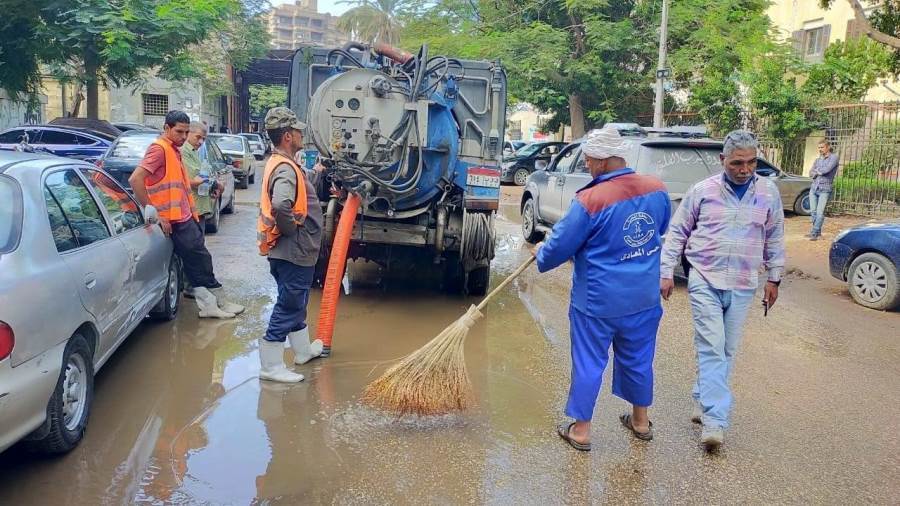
[265,258,315,342]
[171,219,220,289]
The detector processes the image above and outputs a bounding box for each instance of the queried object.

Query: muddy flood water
[1,183,898,505]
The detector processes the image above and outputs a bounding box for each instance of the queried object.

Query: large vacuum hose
[316,193,362,356]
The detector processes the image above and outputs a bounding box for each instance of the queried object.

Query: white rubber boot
[210,287,245,315]
[288,327,324,365]
[194,287,236,319]
[258,339,305,383]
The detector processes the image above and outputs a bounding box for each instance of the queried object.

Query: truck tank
[288,43,507,295]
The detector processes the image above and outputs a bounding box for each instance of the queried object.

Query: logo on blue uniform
[623,212,655,247]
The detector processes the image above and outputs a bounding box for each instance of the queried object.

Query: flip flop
[557,422,591,452]
[619,414,653,441]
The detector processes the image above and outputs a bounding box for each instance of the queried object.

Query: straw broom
[362,256,536,416]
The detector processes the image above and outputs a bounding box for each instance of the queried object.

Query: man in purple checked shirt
[659,130,785,452]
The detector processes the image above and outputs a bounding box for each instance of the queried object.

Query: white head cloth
[581,127,629,160]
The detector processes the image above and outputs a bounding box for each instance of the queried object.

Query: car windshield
[241,134,262,143]
[213,136,244,152]
[515,144,543,157]
[0,176,22,254]
[110,134,157,158]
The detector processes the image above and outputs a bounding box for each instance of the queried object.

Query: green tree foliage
[337,0,416,45]
[803,38,893,100]
[1,0,267,119]
[249,84,288,119]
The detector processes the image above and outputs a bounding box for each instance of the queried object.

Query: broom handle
[476,255,536,311]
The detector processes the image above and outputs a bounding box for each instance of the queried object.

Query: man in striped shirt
[659,130,785,451]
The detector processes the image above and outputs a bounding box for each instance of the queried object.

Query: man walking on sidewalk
[660,130,785,451]
[807,140,839,241]
[532,128,670,451]
[129,110,244,319]
[256,107,325,383]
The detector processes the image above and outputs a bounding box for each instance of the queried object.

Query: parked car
[209,133,255,188]
[0,125,115,163]
[502,140,526,159]
[829,220,900,311]
[520,132,814,243]
[501,141,568,186]
[239,133,267,159]
[0,151,180,454]
[97,131,236,234]
[112,122,158,133]
[49,118,123,139]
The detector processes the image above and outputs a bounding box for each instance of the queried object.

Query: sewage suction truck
[288,42,508,297]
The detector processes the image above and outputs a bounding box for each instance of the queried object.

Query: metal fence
[651,102,900,217]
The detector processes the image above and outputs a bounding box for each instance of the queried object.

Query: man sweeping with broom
[531,127,670,451]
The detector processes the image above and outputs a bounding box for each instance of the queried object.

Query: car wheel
[466,266,490,296]
[238,175,249,189]
[521,197,545,243]
[205,202,220,234]
[223,192,235,214]
[26,333,94,454]
[249,172,255,184]
[793,190,811,216]
[847,253,900,310]
[150,256,182,321]
[513,167,530,186]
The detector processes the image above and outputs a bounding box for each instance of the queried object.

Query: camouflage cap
[264,107,307,131]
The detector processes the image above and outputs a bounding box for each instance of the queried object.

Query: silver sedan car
[0,152,180,454]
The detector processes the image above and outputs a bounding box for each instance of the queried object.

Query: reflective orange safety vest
[258,153,308,256]
[145,139,198,222]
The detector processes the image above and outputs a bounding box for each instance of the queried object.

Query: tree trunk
[569,94,586,139]
[71,85,84,117]
[847,0,900,49]
[84,48,100,120]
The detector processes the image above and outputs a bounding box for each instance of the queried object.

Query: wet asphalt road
[0,180,898,504]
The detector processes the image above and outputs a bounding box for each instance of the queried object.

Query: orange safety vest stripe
[145,139,198,222]
[257,153,309,255]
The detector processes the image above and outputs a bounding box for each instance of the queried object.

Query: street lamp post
[653,0,670,128]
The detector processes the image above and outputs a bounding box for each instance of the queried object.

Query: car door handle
[556,177,566,186]
[84,274,97,290]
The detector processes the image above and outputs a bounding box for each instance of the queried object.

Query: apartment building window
[297,17,309,26]
[311,18,323,28]
[142,94,169,116]
[278,16,292,25]
[793,24,830,62]
[278,29,293,39]
[311,32,324,42]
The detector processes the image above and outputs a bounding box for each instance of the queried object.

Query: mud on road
[1,183,897,505]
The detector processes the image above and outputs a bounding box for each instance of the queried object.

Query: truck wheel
[26,333,94,454]
[847,253,900,310]
[466,267,490,296]
[521,198,544,243]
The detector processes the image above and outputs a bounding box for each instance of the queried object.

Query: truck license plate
[467,168,500,188]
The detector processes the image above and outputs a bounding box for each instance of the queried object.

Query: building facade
[267,0,349,50]
[767,0,900,101]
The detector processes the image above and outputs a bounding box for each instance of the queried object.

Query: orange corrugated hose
[316,193,361,356]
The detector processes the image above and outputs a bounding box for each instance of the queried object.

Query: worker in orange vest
[256,107,325,383]
[129,110,244,319]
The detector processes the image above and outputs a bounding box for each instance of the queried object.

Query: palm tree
[337,0,412,45]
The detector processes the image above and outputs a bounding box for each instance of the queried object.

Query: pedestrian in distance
[257,107,326,383]
[129,110,245,319]
[806,139,839,241]
[660,129,786,451]
[531,127,671,451]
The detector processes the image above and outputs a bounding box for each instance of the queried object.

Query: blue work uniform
[536,168,671,420]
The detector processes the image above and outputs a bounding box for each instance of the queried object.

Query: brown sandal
[619,414,653,441]
[557,422,591,451]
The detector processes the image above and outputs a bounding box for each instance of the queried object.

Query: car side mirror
[144,204,160,225]
[223,154,235,165]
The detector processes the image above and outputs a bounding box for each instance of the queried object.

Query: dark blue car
[0,125,115,163]
[830,220,900,310]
